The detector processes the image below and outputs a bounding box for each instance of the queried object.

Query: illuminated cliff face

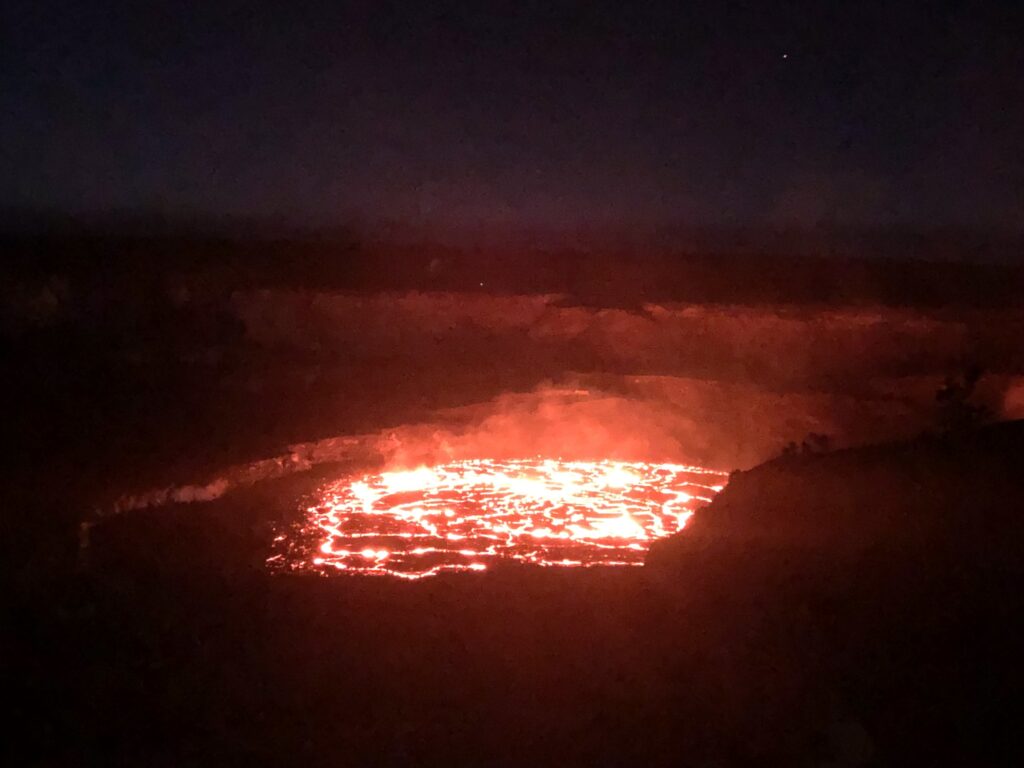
[269,458,728,579]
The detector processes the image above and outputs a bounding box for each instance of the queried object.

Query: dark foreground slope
[8,425,1024,766]
[649,419,1024,763]
[651,419,1024,565]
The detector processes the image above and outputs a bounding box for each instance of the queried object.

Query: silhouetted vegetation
[935,363,993,435]
[781,432,832,457]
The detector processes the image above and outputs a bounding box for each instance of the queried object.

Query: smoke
[101,368,1021,522]
[375,387,692,468]
[96,291,1024,517]
[372,375,939,473]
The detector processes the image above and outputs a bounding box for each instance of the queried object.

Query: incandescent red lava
[269,458,728,579]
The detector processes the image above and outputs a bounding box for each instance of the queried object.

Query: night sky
[3,0,1022,234]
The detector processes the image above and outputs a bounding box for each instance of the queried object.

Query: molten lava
[270,459,727,579]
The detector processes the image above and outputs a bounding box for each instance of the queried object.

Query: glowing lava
[270,459,728,579]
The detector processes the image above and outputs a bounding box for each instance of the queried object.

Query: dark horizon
[3,203,1024,262]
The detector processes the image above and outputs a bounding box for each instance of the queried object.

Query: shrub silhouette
[781,432,832,458]
[935,363,992,434]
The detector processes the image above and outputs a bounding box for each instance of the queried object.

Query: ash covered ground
[5,236,1024,764]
